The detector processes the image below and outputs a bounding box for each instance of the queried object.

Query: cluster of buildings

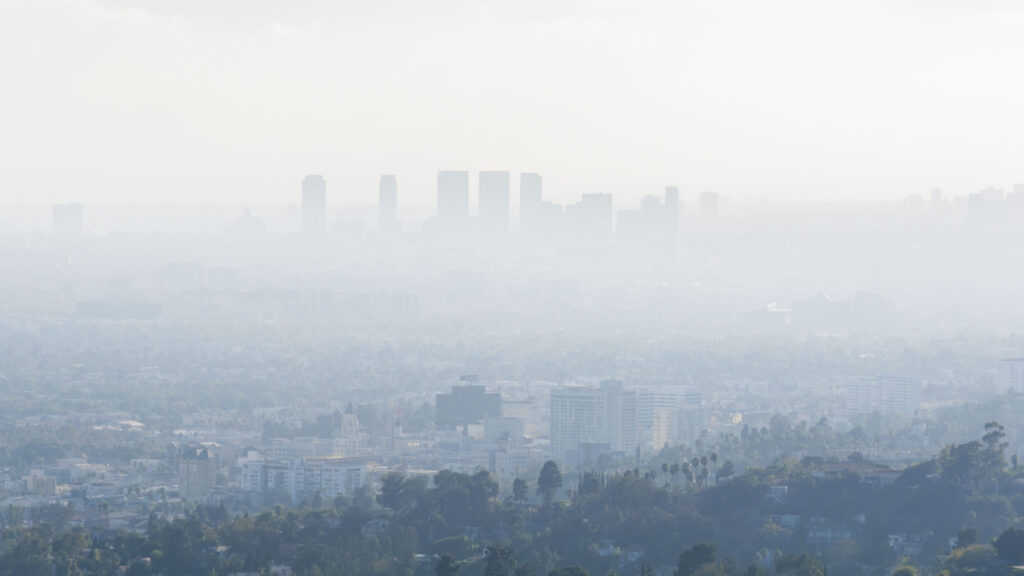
[301,171,693,243]
[0,366,984,534]
[435,379,707,468]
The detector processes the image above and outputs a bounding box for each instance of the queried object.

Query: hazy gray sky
[2,0,1023,206]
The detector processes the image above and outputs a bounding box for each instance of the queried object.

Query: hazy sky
[2,0,1023,207]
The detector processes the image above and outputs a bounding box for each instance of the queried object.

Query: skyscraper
[479,171,510,235]
[846,376,919,416]
[378,174,399,234]
[998,357,1024,393]
[302,175,327,234]
[519,173,543,235]
[664,186,680,238]
[549,380,637,459]
[437,170,470,227]
[573,193,613,238]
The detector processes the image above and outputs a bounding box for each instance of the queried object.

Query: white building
[240,457,367,505]
[846,376,919,416]
[550,380,637,459]
[998,357,1024,393]
[637,387,705,448]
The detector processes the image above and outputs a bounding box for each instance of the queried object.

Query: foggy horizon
[4,0,1024,205]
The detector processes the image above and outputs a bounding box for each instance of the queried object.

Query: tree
[982,422,1008,484]
[0,526,53,576]
[676,543,716,576]
[485,545,519,576]
[548,568,590,576]
[775,554,824,576]
[514,478,529,506]
[891,567,917,576]
[718,460,735,480]
[436,554,461,576]
[538,461,563,507]
[994,527,1024,564]
[956,528,978,549]
[379,471,406,511]
[53,530,91,576]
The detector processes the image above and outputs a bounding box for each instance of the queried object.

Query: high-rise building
[435,383,502,429]
[664,186,680,237]
[998,358,1024,393]
[240,456,367,506]
[378,174,400,234]
[846,376,919,416]
[519,173,543,234]
[479,171,510,234]
[52,203,84,237]
[636,387,704,449]
[437,170,470,226]
[549,380,637,459]
[179,446,216,501]
[302,175,327,234]
[567,193,613,239]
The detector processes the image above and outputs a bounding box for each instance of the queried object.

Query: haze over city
[3,2,1024,576]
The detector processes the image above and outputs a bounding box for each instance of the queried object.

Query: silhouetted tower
[302,175,327,233]
[378,174,399,234]
[664,186,680,238]
[519,173,543,235]
[577,193,613,237]
[479,171,510,235]
[437,170,469,226]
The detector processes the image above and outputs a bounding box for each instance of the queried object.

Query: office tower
[179,445,216,501]
[378,174,399,234]
[549,380,637,459]
[302,174,327,234]
[930,188,943,206]
[846,376,919,416]
[700,191,719,218]
[1007,185,1024,216]
[435,383,502,429]
[616,209,644,239]
[969,186,1005,222]
[571,193,613,238]
[998,358,1024,393]
[519,172,543,234]
[636,387,704,448]
[665,186,680,237]
[479,171,510,234]
[52,203,83,237]
[240,456,367,506]
[437,170,470,226]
